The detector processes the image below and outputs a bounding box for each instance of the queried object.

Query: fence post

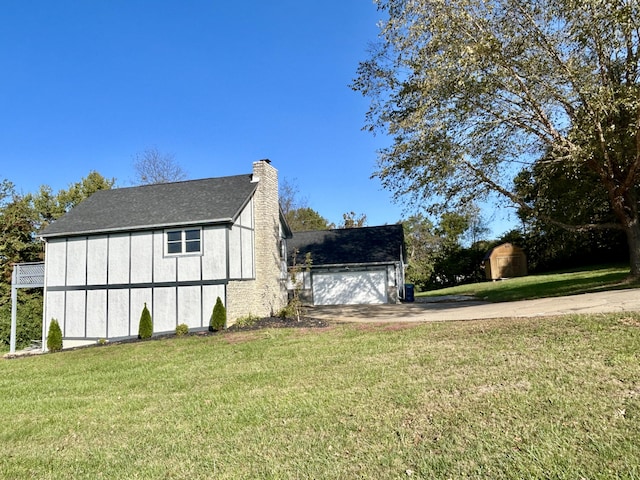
[10,265,18,354]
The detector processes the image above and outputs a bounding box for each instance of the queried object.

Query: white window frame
[165,228,203,256]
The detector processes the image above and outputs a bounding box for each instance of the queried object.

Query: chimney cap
[259,158,271,164]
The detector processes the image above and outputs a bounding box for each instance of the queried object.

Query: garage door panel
[313,270,387,305]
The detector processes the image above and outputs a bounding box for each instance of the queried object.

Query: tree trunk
[625,219,640,278]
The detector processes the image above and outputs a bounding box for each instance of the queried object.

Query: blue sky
[1,1,515,235]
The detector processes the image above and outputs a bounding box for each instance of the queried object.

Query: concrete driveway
[307,288,640,323]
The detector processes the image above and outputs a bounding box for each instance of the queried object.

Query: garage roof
[288,224,405,266]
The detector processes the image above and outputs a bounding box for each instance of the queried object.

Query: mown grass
[419,264,635,302]
[2,314,640,479]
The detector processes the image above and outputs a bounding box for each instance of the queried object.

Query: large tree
[353,0,640,276]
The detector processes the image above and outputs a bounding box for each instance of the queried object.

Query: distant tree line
[402,209,627,292]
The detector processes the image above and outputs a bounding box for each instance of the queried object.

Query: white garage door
[313,270,388,305]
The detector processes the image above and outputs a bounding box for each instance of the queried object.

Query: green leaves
[355,0,640,211]
[355,0,640,272]
[285,207,331,232]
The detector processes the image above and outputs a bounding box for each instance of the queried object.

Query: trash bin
[404,283,415,302]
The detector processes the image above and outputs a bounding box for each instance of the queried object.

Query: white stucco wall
[108,234,130,284]
[202,228,226,278]
[46,240,66,287]
[130,233,152,283]
[87,236,108,284]
[86,290,107,337]
[66,239,87,286]
[153,230,177,283]
[108,290,129,337]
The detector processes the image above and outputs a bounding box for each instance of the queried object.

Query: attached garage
[287,225,406,306]
[312,269,388,305]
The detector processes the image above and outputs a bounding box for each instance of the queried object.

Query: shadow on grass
[420,265,638,303]
[482,270,636,302]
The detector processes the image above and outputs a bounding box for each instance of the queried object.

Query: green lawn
[2,314,640,479]
[419,264,635,302]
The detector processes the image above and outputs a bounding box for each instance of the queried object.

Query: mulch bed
[226,316,330,332]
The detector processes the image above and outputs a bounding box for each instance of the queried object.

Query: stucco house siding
[43,217,249,341]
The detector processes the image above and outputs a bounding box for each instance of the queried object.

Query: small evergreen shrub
[175,323,189,336]
[138,303,153,339]
[47,319,63,352]
[209,297,226,331]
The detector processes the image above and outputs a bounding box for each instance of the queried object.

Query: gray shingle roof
[40,174,258,238]
[288,224,405,266]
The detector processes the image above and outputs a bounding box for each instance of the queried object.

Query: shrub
[175,323,189,336]
[46,319,63,352]
[209,297,226,331]
[138,303,153,339]
[277,303,297,320]
[235,314,260,328]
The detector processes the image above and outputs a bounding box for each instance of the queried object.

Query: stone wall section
[226,160,287,322]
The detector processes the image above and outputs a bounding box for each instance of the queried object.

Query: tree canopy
[353,0,640,275]
[339,211,367,229]
[286,207,332,232]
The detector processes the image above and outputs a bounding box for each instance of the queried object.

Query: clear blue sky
[1,0,515,235]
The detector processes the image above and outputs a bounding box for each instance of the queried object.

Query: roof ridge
[107,173,252,192]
